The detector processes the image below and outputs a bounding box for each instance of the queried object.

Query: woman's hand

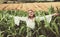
[52,13,60,16]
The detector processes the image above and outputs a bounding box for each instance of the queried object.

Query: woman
[14,10,59,37]
[14,10,59,29]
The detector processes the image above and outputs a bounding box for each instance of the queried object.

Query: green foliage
[0,6,60,37]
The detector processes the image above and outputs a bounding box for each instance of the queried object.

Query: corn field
[0,6,60,37]
[0,2,60,11]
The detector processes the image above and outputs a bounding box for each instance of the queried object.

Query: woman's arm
[14,16,27,26]
[9,15,27,21]
[52,13,60,16]
[36,13,60,23]
[36,15,52,23]
[9,15,27,26]
[14,16,20,26]
[40,15,52,23]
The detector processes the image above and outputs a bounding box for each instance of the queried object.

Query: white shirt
[13,15,53,29]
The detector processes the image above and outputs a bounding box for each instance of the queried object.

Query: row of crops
[0,6,60,37]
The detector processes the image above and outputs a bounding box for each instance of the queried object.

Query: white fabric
[14,14,53,29]
[14,16,20,26]
[26,18,35,29]
[14,16,35,29]
[45,15,52,23]
[36,15,52,23]
[14,16,27,26]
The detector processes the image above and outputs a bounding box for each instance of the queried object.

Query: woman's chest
[25,18,35,29]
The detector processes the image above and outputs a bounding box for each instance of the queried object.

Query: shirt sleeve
[45,15,52,23]
[14,16,27,26]
[19,17,27,21]
[36,14,53,23]
[14,16,20,26]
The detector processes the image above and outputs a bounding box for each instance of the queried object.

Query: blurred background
[0,0,60,4]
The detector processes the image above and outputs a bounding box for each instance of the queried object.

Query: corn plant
[0,6,60,37]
